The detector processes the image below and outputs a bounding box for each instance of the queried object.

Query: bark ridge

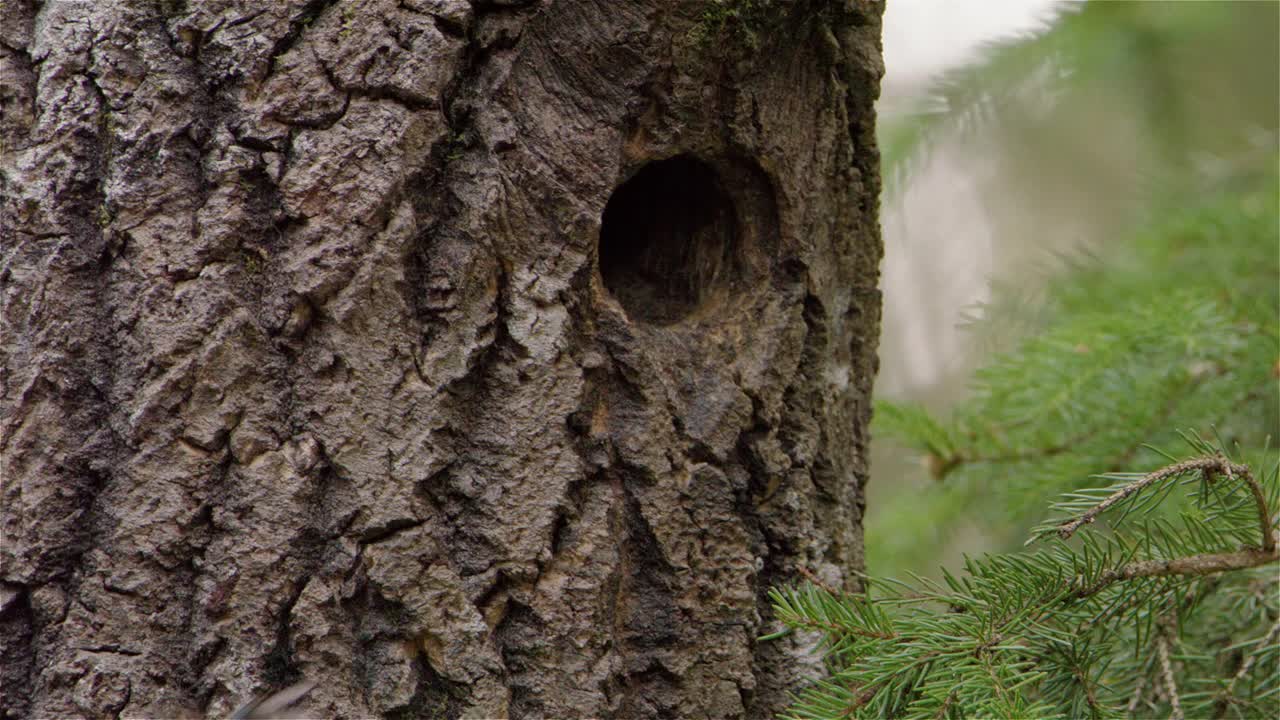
[0,0,884,717]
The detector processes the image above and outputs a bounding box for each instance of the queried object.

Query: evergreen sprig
[768,440,1280,719]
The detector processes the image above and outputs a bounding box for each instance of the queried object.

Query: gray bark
[0,0,883,717]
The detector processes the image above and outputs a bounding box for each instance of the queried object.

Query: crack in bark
[264,0,339,80]
[358,519,427,545]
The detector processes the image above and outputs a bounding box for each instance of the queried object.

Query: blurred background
[869,0,1280,577]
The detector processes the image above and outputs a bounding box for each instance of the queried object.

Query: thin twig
[933,689,958,720]
[1221,460,1276,554]
[799,566,844,597]
[1208,609,1280,717]
[1058,457,1230,538]
[930,424,1098,480]
[981,654,1015,709]
[1127,673,1147,716]
[841,682,882,718]
[1078,584,1148,634]
[1058,456,1274,554]
[1157,632,1183,720]
[1073,666,1101,717]
[1223,616,1280,699]
[1074,548,1277,598]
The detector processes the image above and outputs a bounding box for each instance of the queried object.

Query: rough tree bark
[0,0,883,717]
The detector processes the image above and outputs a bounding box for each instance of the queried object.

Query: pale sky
[877,0,1069,393]
[881,0,1066,109]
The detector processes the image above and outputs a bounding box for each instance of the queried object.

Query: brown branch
[929,429,1086,480]
[1157,632,1183,720]
[798,566,844,598]
[1073,667,1101,716]
[932,690,958,720]
[845,686,878,718]
[836,676,891,719]
[1221,616,1280,703]
[1222,460,1277,554]
[942,367,1206,482]
[1127,673,1148,716]
[1075,547,1278,599]
[1058,456,1275,554]
[1104,372,1202,472]
[1057,457,1229,538]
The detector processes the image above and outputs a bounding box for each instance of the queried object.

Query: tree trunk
[0,0,883,717]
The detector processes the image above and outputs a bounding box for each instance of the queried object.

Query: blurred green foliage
[881,1,1279,200]
[873,178,1279,573]
[869,0,1279,577]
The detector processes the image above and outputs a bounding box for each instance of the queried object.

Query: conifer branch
[1056,455,1274,553]
[775,446,1279,719]
[1074,548,1278,599]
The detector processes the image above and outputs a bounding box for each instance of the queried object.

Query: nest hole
[599,155,741,325]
